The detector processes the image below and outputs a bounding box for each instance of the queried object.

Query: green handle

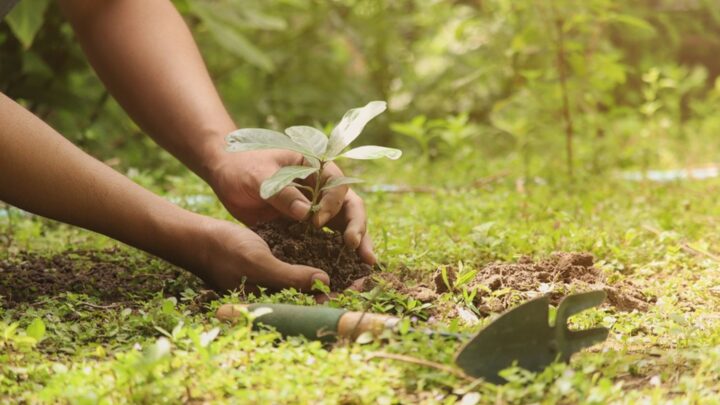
[222,303,348,342]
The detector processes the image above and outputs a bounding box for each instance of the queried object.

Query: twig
[335,245,346,266]
[642,225,720,263]
[76,301,122,309]
[367,351,475,381]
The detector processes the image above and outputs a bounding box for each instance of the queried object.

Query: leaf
[260,166,319,199]
[226,128,315,157]
[6,0,51,49]
[285,126,328,156]
[605,13,656,33]
[199,327,220,347]
[326,101,387,157]
[26,318,46,341]
[321,177,364,191]
[144,337,171,363]
[340,145,402,160]
[195,6,275,72]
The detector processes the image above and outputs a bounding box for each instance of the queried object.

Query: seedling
[226,101,401,216]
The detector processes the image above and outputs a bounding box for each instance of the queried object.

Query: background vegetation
[2,0,720,403]
[3,0,720,178]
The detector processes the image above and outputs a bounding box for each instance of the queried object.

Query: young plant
[225,101,401,216]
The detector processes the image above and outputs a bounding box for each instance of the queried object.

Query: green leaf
[195,7,274,72]
[285,126,328,156]
[326,101,387,157]
[226,129,315,157]
[260,166,319,199]
[26,318,46,341]
[6,0,50,49]
[605,13,656,33]
[321,177,364,191]
[340,145,402,160]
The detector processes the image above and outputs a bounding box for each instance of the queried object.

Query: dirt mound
[437,252,651,313]
[252,219,372,291]
[0,249,202,309]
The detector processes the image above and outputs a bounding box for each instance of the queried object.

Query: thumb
[255,251,330,292]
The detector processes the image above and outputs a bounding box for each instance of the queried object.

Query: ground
[1,156,719,404]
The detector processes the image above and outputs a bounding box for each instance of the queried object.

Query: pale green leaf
[339,145,402,160]
[260,166,319,199]
[326,101,387,157]
[6,0,50,49]
[285,126,328,156]
[26,318,45,341]
[226,128,315,157]
[321,177,364,191]
[195,7,274,72]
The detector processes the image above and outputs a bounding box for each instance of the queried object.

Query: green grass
[2,154,720,404]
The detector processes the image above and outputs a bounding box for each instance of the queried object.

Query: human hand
[207,149,376,265]
[192,218,331,293]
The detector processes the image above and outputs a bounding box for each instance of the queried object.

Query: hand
[193,218,331,293]
[207,149,376,265]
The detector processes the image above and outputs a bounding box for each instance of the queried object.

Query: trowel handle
[216,303,400,342]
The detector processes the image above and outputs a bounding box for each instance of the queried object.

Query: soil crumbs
[460,252,652,312]
[0,248,202,309]
[253,219,373,291]
[369,252,652,314]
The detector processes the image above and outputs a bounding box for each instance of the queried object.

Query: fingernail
[315,211,330,227]
[348,233,361,249]
[289,200,310,220]
[311,273,329,286]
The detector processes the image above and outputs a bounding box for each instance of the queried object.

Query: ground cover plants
[2,150,720,403]
[3,0,720,402]
[226,101,401,290]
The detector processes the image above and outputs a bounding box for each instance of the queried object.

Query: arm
[58,0,375,264]
[0,92,329,292]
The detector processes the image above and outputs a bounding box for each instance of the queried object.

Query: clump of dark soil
[437,252,652,313]
[252,219,373,291]
[0,248,203,309]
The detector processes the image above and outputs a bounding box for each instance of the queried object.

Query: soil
[441,252,653,313]
[362,252,652,316]
[252,219,373,291]
[0,248,203,309]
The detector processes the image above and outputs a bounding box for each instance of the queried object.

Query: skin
[0,0,375,293]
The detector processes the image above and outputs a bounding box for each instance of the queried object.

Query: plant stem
[552,9,575,178]
[303,161,327,223]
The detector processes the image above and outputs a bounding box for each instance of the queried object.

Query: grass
[1,151,720,404]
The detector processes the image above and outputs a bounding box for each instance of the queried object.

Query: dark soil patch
[252,219,373,291]
[437,252,652,313]
[0,248,202,309]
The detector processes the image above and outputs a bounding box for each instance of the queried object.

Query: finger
[312,164,349,227]
[266,185,313,221]
[251,249,330,292]
[357,232,377,265]
[313,182,348,228]
[340,190,366,249]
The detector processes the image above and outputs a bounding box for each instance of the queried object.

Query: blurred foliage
[2,0,720,180]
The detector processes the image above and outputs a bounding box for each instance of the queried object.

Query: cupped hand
[207,149,376,265]
[194,218,330,293]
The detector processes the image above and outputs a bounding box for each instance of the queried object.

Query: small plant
[226,101,401,215]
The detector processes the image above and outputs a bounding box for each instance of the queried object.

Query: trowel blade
[453,291,608,384]
[454,296,557,383]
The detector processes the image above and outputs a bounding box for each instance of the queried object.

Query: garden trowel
[216,290,609,383]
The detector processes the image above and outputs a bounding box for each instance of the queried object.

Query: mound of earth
[252,219,372,291]
[436,252,651,312]
[0,249,203,309]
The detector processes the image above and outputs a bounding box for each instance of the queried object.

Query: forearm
[58,0,233,180]
[0,93,205,268]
